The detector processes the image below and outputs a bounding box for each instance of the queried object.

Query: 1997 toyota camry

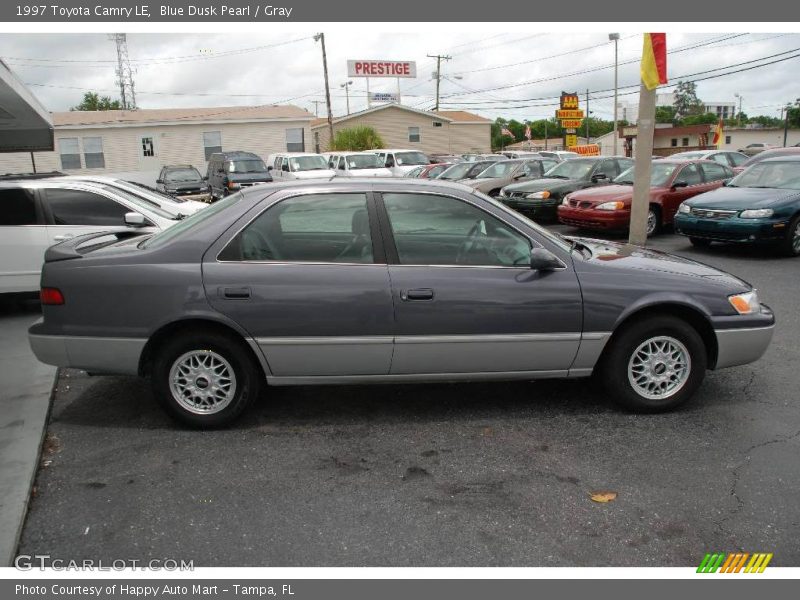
[29,179,775,427]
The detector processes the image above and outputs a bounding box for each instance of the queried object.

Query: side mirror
[591,173,608,182]
[202,175,208,181]
[513,172,526,180]
[267,165,273,171]
[124,212,147,227]
[282,164,290,172]
[155,179,164,184]
[529,247,563,271]
[672,181,688,189]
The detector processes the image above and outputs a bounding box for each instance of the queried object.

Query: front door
[138,134,160,172]
[377,191,583,375]
[203,190,394,378]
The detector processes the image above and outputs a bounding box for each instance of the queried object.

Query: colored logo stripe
[697,552,772,573]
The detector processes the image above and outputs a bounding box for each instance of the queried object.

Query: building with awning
[0,59,53,162]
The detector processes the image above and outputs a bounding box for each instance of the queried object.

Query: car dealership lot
[17,228,800,567]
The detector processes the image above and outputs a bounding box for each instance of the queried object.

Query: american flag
[501,127,515,138]
[524,124,532,140]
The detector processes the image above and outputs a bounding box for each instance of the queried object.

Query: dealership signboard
[370,92,400,103]
[347,60,417,78]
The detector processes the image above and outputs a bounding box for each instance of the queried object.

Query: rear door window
[0,188,39,225]
[699,161,732,182]
[43,188,130,226]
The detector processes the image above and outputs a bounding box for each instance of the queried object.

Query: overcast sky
[1,31,798,122]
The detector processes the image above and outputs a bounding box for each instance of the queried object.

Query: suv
[156,165,210,203]
[0,179,179,295]
[267,153,335,180]
[374,149,431,176]
[206,152,272,201]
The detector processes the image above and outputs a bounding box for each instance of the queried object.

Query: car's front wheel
[646,206,661,237]
[151,331,262,428]
[601,315,707,412]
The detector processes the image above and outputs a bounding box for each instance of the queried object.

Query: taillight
[40,287,65,305]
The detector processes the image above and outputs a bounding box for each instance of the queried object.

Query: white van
[374,149,431,177]
[325,152,392,178]
[267,153,335,180]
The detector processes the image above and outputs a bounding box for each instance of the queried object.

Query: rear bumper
[558,206,630,230]
[29,320,145,376]
[712,305,775,369]
[674,214,787,243]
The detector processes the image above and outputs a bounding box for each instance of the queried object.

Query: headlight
[595,201,626,211]
[527,191,550,199]
[728,290,760,315]
[739,208,773,219]
[678,203,691,214]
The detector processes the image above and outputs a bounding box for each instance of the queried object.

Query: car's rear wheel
[779,214,800,257]
[601,315,706,412]
[689,237,712,247]
[151,331,261,428]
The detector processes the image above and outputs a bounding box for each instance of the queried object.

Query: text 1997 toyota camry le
[29,179,774,427]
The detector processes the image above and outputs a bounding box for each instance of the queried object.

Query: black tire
[601,315,707,413]
[151,330,262,428]
[646,206,661,237]
[779,214,800,257]
[689,237,712,248]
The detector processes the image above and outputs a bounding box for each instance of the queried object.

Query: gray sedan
[29,179,775,427]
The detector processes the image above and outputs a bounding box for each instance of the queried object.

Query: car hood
[685,186,800,209]
[504,177,577,193]
[574,236,749,286]
[229,172,272,183]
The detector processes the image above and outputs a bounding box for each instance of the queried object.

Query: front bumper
[500,197,561,220]
[712,304,775,369]
[29,320,145,376]
[674,213,787,243]
[558,206,630,230]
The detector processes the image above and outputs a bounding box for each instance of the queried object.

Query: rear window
[0,188,38,225]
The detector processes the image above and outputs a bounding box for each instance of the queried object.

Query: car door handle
[401,288,434,301]
[53,234,75,242]
[220,286,251,300]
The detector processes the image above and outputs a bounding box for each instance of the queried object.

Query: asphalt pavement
[17,228,800,567]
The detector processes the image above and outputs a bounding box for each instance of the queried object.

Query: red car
[404,162,453,179]
[557,159,733,236]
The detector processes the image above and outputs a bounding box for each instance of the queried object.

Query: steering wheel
[242,229,281,261]
[455,220,485,264]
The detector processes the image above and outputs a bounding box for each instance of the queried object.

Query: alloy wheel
[627,336,691,400]
[169,350,237,415]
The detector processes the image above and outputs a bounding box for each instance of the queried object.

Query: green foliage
[70,92,122,111]
[330,125,385,151]
[655,105,678,125]
[788,106,800,128]
[682,112,721,126]
[674,80,704,117]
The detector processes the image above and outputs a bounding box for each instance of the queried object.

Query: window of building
[725,135,732,145]
[59,138,81,170]
[0,188,38,225]
[432,121,443,128]
[82,137,105,169]
[408,127,421,143]
[141,137,155,157]
[670,138,678,147]
[203,131,222,160]
[682,138,689,146]
[220,193,373,263]
[44,189,130,226]
[286,128,305,152]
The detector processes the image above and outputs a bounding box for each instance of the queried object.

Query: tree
[655,105,678,124]
[673,81,703,118]
[70,92,122,111]
[330,125,384,151]
[787,104,800,128]
[682,112,720,126]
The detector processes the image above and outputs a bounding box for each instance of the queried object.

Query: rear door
[0,186,50,294]
[203,189,394,378]
[376,190,582,375]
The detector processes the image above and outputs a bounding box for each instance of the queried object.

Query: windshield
[141,193,243,249]
[477,161,519,178]
[544,159,596,180]
[395,152,429,166]
[741,150,800,168]
[97,184,176,220]
[164,168,201,183]
[438,162,474,180]
[729,161,800,190]
[343,154,383,169]
[228,159,267,173]
[289,155,330,171]
[613,163,679,187]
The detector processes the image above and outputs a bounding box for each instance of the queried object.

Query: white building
[0,105,316,176]
[719,126,800,151]
[617,92,736,123]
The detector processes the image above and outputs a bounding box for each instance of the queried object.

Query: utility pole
[585,88,590,144]
[314,33,334,150]
[427,54,451,112]
[784,104,791,147]
[629,84,656,246]
[544,119,548,150]
[610,33,620,155]
[340,81,353,115]
[735,93,743,127]
[309,100,323,117]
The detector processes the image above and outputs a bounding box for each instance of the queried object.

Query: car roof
[237,176,476,196]
[760,155,800,162]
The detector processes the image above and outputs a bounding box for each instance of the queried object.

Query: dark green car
[499,156,634,220]
[674,156,800,256]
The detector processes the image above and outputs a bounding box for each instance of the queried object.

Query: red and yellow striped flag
[712,118,724,147]
[641,33,667,90]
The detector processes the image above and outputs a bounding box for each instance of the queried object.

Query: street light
[340,80,353,115]
[609,33,620,155]
[734,93,743,127]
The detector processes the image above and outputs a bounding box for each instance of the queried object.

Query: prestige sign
[347,60,417,78]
